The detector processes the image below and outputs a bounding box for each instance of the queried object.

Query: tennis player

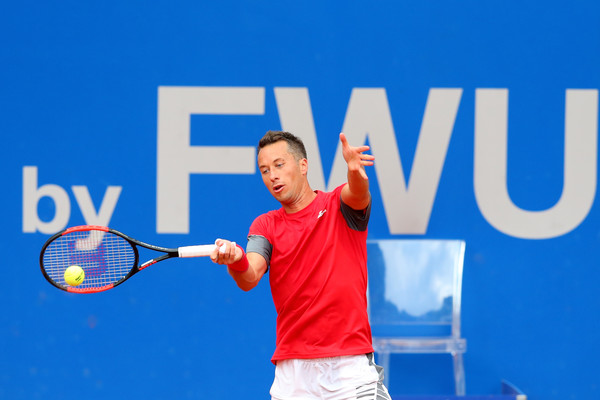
[211,130,391,400]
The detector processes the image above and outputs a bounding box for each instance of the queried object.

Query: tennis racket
[39,225,228,293]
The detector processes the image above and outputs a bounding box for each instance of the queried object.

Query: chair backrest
[367,239,466,338]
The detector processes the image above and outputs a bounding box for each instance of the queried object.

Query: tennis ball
[64,265,85,287]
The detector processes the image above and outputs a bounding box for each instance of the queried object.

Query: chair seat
[373,336,467,354]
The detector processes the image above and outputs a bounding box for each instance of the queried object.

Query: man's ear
[300,158,308,176]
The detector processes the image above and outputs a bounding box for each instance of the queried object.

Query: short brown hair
[258,130,307,161]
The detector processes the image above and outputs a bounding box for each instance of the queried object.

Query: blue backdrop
[1,1,599,399]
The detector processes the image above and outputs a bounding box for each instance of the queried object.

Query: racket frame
[40,225,182,293]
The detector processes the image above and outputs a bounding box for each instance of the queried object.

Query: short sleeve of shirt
[247,213,275,269]
[246,234,272,266]
[340,198,371,231]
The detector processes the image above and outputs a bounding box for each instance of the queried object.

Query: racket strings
[42,230,135,289]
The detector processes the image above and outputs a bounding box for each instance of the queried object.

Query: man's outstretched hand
[340,132,374,180]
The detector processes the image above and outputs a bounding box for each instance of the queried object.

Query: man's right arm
[211,239,268,291]
[227,252,268,291]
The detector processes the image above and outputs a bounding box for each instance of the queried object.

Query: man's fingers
[228,242,237,258]
[211,239,238,264]
[339,132,349,148]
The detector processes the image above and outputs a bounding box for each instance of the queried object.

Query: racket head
[40,225,139,293]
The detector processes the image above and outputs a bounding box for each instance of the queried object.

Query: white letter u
[474,89,598,239]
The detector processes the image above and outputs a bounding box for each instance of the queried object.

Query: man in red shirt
[211,130,391,400]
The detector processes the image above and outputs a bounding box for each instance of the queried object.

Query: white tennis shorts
[270,353,392,400]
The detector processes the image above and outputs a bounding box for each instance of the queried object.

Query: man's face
[257,140,308,205]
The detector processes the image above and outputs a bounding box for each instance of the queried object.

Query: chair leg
[452,352,466,396]
[378,352,391,389]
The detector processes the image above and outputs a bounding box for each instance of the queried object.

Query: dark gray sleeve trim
[246,234,272,269]
[340,198,371,232]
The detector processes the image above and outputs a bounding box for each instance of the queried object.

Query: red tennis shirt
[247,184,374,362]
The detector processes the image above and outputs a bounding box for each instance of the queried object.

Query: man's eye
[261,169,269,174]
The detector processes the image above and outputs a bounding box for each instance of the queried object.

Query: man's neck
[282,186,317,214]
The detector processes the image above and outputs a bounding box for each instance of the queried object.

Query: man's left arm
[339,132,374,210]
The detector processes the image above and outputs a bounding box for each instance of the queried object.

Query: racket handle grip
[178,243,230,258]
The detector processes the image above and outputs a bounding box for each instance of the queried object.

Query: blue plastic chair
[367,239,467,396]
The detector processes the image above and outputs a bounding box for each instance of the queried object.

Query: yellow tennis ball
[64,265,85,287]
